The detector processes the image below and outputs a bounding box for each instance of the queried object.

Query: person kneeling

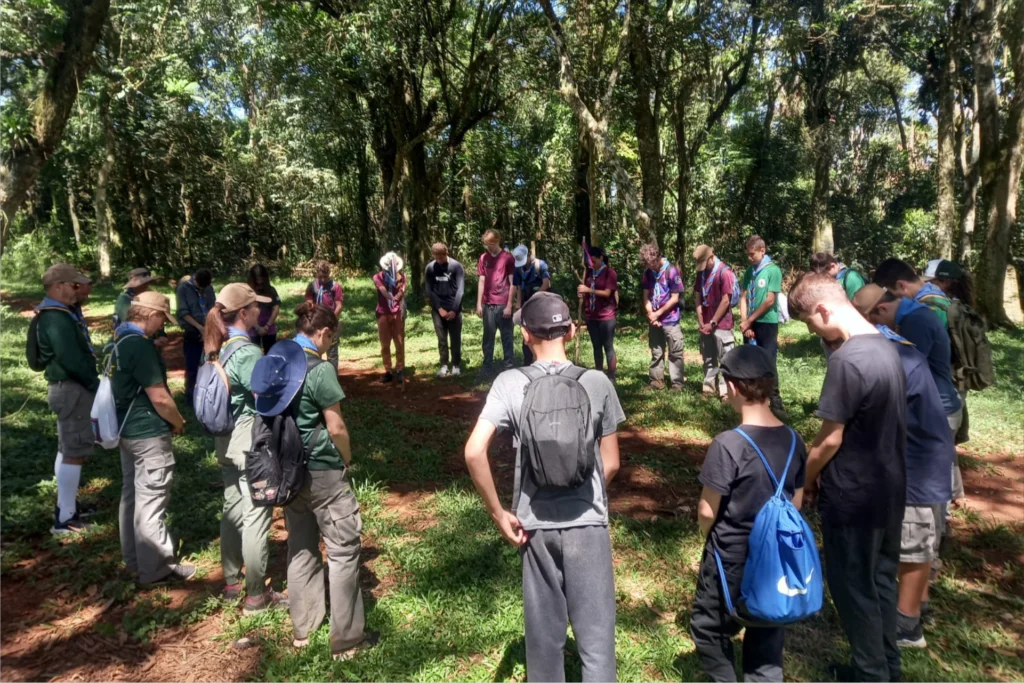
[691,345,807,682]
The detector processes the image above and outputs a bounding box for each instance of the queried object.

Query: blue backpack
[194,335,252,436]
[729,271,742,308]
[713,426,823,624]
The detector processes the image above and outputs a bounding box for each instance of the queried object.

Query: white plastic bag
[776,291,791,323]
[91,376,120,449]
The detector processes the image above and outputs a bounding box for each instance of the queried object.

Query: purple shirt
[642,262,685,325]
[585,266,618,321]
[305,280,344,311]
[478,250,515,306]
[694,260,735,330]
[373,271,406,316]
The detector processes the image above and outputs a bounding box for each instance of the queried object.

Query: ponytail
[294,301,338,336]
[951,273,975,308]
[203,304,230,356]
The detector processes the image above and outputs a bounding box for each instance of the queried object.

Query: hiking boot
[223,583,243,601]
[669,384,684,392]
[395,370,405,386]
[897,621,927,649]
[243,589,288,615]
[451,366,461,377]
[437,365,449,378]
[332,632,380,662]
[381,372,394,384]
[142,564,197,587]
[50,512,93,536]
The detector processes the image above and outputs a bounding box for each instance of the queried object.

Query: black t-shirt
[425,259,465,312]
[816,334,907,528]
[699,425,807,562]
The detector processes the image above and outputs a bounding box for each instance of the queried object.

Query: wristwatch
[710,320,718,329]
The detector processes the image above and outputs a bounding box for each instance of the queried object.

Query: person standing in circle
[578,245,618,382]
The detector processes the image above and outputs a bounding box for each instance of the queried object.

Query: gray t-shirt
[480,361,626,530]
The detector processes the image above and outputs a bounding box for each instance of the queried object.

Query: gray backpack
[517,364,596,490]
[194,336,253,436]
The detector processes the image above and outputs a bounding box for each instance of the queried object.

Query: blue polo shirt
[895,298,961,416]
[513,260,551,301]
[891,342,956,504]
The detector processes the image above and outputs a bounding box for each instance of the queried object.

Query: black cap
[720,345,776,380]
[513,291,571,338]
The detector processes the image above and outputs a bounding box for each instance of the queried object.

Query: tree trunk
[66,175,81,247]
[574,127,592,246]
[95,89,115,279]
[0,0,111,255]
[734,84,777,228]
[587,136,598,245]
[959,81,981,260]
[629,0,663,242]
[405,141,431,303]
[936,16,958,259]
[810,128,835,253]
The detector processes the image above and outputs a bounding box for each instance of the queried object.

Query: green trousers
[215,414,272,597]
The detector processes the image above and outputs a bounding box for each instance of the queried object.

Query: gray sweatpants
[948,407,965,500]
[522,526,617,682]
[649,323,684,389]
[119,434,178,583]
[482,303,514,369]
[215,414,272,597]
[285,468,366,654]
[699,329,736,397]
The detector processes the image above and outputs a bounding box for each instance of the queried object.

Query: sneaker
[395,370,405,386]
[142,564,197,587]
[437,365,449,378]
[293,637,309,649]
[897,622,927,649]
[223,583,243,601]
[243,589,288,615]
[381,372,394,384]
[332,632,380,662]
[451,366,461,377]
[50,514,92,536]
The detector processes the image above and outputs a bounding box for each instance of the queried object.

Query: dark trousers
[585,319,617,380]
[183,338,203,406]
[823,521,902,682]
[482,303,514,369]
[522,526,617,682]
[746,322,784,412]
[691,548,785,682]
[253,333,277,355]
[431,309,463,368]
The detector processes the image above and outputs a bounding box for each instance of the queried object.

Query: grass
[1,274,1022,682]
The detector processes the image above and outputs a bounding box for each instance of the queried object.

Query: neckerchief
[295,333,320,357]
[383,271,398,292]
[227,326,250,341]
[746,255,774,311]
[314,279,335,306]
[876,324,912,345]
[650,258,673,308]
[71,304,95,356]
[835,266,847,281]
[699,257,723,306]
[36,296,71,313]
[115,322,147,340]
[588,264,607,311]
[895,296,928,326]
[914,282,947,304]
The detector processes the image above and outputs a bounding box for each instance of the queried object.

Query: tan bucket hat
[217,283,271,313]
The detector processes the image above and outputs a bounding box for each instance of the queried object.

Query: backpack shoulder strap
[220,335,253,367]
[517,365,545,384]
[561,365,589,382]
[733,426,797,496]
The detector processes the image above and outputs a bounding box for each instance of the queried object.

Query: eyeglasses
[61,281,82,291]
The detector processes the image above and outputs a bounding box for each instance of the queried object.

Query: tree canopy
[2,0,1022,322]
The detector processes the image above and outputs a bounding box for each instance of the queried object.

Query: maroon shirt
[477,250,515,306]
[694,259,735,330]
[373,271,406,316]
[585,266,618,321]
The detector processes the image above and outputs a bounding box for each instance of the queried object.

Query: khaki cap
[132,291,179,326]
[692,245,714,270]
[42,264,91,287]
[851,283,888,317]
[217,282,271,313]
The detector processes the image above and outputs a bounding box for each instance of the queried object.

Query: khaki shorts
[901,504,943,564]
[48,381,96,459]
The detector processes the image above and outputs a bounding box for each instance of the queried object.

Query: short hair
[873,258,919,288]
[315,260,332,278]
[194,268,213,288]
[724,376,775,403]
[294,301,339,334]
[787,272,848,318]
[482,229,501,243]
[810,252,838,273]
[639,243,660,265]
[745,235,766,251]
[431,242,448,256]
[125,303,154,324]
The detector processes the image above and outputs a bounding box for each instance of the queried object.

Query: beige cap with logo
[132,291,179,326]
[217,283,271,313]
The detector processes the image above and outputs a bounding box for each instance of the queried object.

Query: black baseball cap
[513,291,571,338]
[720,345,776,380]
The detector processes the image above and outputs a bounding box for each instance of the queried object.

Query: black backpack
[26,307,69,372]
[245,354,323,507]
[517,364,596,490]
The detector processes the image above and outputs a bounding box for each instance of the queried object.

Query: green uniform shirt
[296,357,346,470]
[114,291,132,327]
[838,268,866,301]
[741,260,783,324]
[223,338,262,420]
[112,334,170,439]
[37,309,99,391]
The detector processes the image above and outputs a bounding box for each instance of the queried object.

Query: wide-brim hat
[125,267,155,290]
[380,252,404,272]
[132,291,179,326]
[513,245,530,267]
[252,339,307,417]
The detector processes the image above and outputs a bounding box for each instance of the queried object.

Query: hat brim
[254,294,272,303]
[514,254,529,267]
[253,340,307,417]
[852,289,887,317]
[73,273,93,285]
[126,275,155,289]
[512,308,524,326]
[133,300,178,327]
[921,274,935,282]
[379,255,405,272]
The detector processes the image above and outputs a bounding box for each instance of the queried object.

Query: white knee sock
[54,451,63,479]
[56,463,82,523]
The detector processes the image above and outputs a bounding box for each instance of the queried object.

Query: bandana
[746,255,774,311]
[699,257,723,306]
